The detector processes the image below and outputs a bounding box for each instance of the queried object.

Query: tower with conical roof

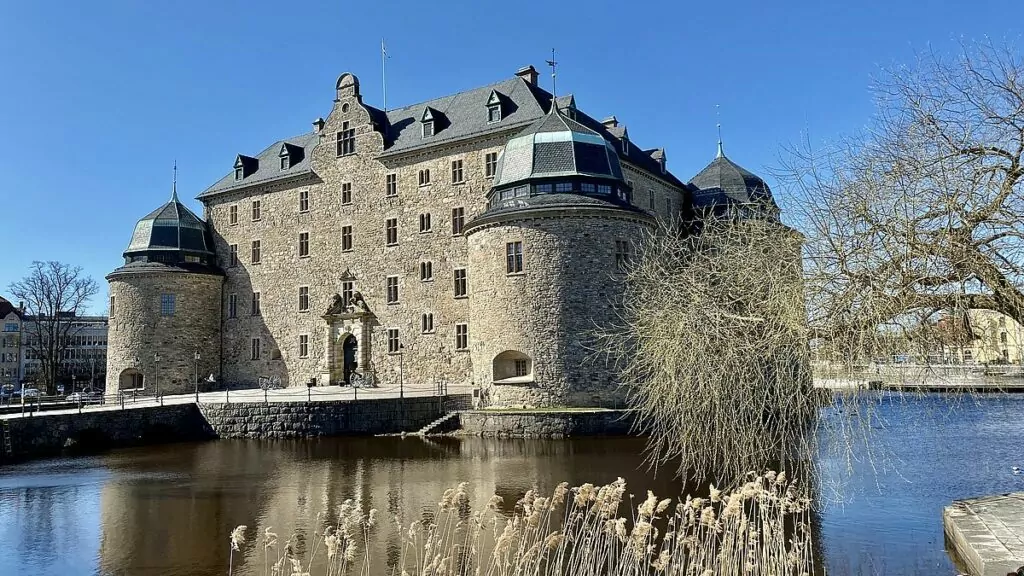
[464,105,655,407]
[105,170,224,396]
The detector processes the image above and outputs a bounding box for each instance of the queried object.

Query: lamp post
[194,350,201,402]
[398,343,405,400]
[154,353,162,405]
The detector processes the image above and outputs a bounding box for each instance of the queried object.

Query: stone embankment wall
[199,395,474,438]
[0,404,213,462]
[456,409,637,438]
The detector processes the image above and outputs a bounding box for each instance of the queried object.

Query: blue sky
[0,0,1017,313]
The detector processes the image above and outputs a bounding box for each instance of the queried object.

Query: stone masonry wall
[105,270,223,395]
[466,212,653,408]
[198,394,473,438]
[457,409,637,438]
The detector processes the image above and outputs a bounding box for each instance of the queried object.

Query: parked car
[22,388,40,403]
[68,389,104,404]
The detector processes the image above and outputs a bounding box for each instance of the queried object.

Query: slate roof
[689,145,778,213]
[198,73,685,199]
[469,193,652,227]
[125,190,214,257]
[0,296,23,321]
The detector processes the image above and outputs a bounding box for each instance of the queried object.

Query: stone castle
[104,65,778,407]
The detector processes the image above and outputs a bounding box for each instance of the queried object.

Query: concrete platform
[944,492,1024,575]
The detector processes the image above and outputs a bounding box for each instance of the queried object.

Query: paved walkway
[944,492,1024,575]
[0,383,473,420]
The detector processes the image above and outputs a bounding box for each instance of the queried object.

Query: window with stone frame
[228,294,237,318]
[418,169,431,187]
[251,240,261,264]
[451,159,464,184]
[229,205,238,225]
[451,207,465,235]
[649,189,656,210]
[420,261,433,281]
[229,244,238,267]
[298,232,310,257]
[251,337,261,360]
[419,212,432,233]
[109,296,115,318]
[341,182,352,205]
[453,268,468,298]
[252,200,261,221]
[421,313,434,334]
[485,152,498,177]
[336,121,355,156]
[342,281,354,305]
[506,241,523,274]
[298,286,309,311]
[455,323,468,350]
[299,334,309,358]
[386,174,397,197]
[387,328,400,353]
[341,225,353,251]
[252,291,261,316]
[160,294,175,316]
[299,189,309,212]
[385,218,398,245]
[615,240,631,272]
[665,198,672,216]
[385,276,399,304]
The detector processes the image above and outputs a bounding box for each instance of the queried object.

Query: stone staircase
[416,411,461,436]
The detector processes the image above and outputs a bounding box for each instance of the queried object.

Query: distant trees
[781,40,1024,363]
[8,261,98,394]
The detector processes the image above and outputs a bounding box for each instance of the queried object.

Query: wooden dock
[944,492,1024,575]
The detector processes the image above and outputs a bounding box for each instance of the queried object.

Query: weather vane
[546,48,558,100]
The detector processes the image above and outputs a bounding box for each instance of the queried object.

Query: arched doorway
[343,335,358,384]
[118,368,144,391]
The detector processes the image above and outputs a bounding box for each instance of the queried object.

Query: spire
[171,160,179,202]
[716,104,725,158]
[546,48,558,101]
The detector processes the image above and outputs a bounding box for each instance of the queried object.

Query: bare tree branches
[8,261,98,394]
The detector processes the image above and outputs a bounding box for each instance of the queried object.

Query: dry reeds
[233,472,814,576]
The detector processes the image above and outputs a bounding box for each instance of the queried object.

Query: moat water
[1,394,1023,575]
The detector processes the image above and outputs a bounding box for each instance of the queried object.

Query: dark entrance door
[342,335,358,385]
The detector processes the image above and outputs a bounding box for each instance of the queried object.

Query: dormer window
[280,156,290,170]
[234,155,258,181]
[486,90,503,123]
[234,166,244,180]
[423,120,434,137]
[278,143,303,171]
[621,131,629,157]
[421,107,437,138]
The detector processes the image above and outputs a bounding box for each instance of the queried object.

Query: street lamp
[398,343,405,399]
[194,350,201,402]
[154,353,162,405]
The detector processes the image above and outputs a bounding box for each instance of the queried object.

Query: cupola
[689,142,780,220]
[122,180,217,268]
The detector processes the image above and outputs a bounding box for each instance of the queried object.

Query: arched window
[118,368,144,390]
[492,350,533,383]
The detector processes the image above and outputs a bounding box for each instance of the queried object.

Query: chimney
[312,117,325,133]
[516,65,539,86]
[602,116,618,129]
[18,301,24,312]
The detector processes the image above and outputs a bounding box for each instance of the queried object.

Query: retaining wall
[455,409,637,438]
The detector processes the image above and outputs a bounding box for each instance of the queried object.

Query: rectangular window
[229,244,238,267]
[535,183,553,193]
[649,189,655,210]
[488,105,501,123]
[615,240,631,272]
[386,173,397,197]
[418,169,431,187]
[298,286,309,311]
[252,291,261,316]
[387,328,400,353]
[506,241,523,274]
[419,212,432,233]
[280,156,290,170]
[299,189,309,212]
[421,313,434,333]
[228,294,237,318]
[342,281,354,305]
[229,205,238,225]
[385,218,398,246]
[422,121,434,137]
[251,240,262,264]
[337,121,355,156]
[386,276,399,304]
[454,268,468,298]
[299,334,309,358]
[485,152,498,177]
[160,294,175,316]
[341,182,352,205]
[235,167,243,180]
[251,337,261,360]
[420,261,433,281]
[514,359,528,377]
[581,182,596,193]
[298,232,310,257]
[252,200,261,221]
[451,159,464,183]
[341,225,353,251]
[598,184,612,195]
[665,198,672,215]
[555,182,572,192]
[109,296,115,318]
[451,207,465,235]
[455,323,468,350]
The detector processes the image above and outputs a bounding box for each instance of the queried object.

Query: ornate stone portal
[321,291,376,386]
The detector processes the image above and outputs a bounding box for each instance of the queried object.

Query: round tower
[105,184,223,397]
[465,107,654,408]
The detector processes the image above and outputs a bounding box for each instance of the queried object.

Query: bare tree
[8,261,98,394]
[780,40,1024,362]
[600,217,815,482]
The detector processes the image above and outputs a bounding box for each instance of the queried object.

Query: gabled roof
[0,297,23,321]
[199,131,319,198]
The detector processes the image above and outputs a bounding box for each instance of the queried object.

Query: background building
[942,309,1024,365]
[21,313,109,392]
[1,296,24,390]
